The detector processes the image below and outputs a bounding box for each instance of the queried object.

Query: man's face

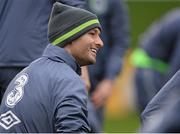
[65,28,103,66]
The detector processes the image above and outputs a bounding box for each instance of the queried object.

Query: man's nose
[96,36,104,48]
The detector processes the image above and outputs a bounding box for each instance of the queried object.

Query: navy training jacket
[0,44,90,133]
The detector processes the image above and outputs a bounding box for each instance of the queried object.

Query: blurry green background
[103,0,180,133]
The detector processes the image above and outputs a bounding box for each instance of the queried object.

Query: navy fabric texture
[0,0,86,67]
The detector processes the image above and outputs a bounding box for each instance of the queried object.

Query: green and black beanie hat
[48,2,101,47]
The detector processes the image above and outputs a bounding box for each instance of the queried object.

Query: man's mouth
[91,48,98,54]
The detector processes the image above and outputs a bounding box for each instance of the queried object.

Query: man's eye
[89,32,95,35]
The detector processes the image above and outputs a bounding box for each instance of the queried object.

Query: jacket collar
[42,44,81,75]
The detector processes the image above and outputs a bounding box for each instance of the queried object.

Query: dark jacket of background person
[0,0,86,102]
[86,0,130,132]
[87,0,129,87]
[0,0,85,67]
[131,9,180,113]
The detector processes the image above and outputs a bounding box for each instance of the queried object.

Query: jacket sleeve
[53,76,90,133]
[104,0,130,79]
[55,0,86,9]
[141,70,180,132]
[141,100,180,133]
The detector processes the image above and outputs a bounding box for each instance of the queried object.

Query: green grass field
[104,111,140,133]
[128,1,180,49]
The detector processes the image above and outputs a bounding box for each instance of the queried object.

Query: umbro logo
[0,111,21,130]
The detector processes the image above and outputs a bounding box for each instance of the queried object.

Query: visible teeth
[91,48,97,53]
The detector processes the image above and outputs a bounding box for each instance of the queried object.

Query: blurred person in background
[86,0,130,132]
[0,0,87,104]
[131,8,180,114]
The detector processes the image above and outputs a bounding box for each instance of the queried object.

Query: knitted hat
[48,2,101,47]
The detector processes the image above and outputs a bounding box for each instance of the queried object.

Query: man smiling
[0,3,103,133]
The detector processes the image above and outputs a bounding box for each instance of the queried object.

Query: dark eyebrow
[93,28,100,34]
